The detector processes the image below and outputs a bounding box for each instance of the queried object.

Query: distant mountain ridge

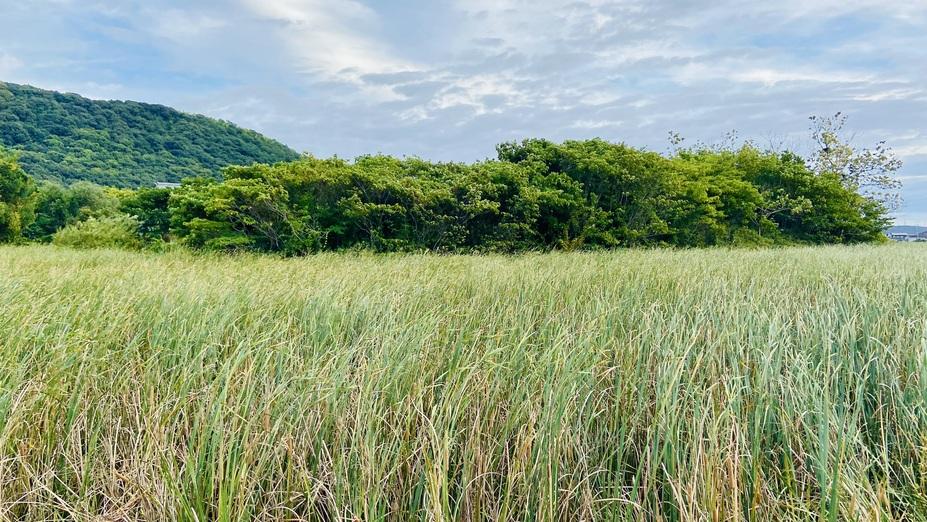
[887,225,927,235]
[0,82,300,187]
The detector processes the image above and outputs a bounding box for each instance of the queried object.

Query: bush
[7,138,895,253]
[167,141,891,254]
[25,181,125,241]
[52,214,141,250]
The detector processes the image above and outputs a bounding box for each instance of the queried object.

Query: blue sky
[1,0,926,223]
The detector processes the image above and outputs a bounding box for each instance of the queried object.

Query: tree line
[0,130,898,253]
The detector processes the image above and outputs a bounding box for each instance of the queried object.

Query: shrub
[52,214,141,250]
[25,181,124,241]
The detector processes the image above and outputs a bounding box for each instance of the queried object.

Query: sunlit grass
[0,244,925,520]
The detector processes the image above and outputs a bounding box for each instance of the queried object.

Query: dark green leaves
[0,82,299,188]
[163,141,890,254]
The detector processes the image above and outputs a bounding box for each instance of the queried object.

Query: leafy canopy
[165,139,890,254]
[0,149,35,243]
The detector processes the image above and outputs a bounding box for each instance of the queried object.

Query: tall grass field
[0,244,925,521]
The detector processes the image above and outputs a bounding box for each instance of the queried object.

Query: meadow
[0,244,925,521]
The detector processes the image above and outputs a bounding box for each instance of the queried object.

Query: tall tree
[808,112,903,209]
[0,148,36,242]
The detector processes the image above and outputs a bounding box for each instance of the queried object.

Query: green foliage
[746,150,890,243]
[0,82,300,188]
[168,175,296,252]
[161,139,891,253]
[52,214,141,250]
[169,156,545,254]
[499,138,681,247]
[0,148,35,242]
[119,188,172,241]
[0,81,897,251]
[25,181,123,241]
[4,126,892,252]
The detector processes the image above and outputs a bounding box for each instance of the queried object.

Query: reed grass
[0,244,925,521]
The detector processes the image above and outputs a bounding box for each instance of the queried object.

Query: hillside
[0,82,300,187]
[887,225,927,235]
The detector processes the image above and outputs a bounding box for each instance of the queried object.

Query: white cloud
[895,143,927,158]
[594,41,700,67]
[397,106,431,123]
[852,88,924,102]
[579,91,623,106]
[0,52,23,77]
[240,0,415,94]
[732,68,879,86]
[451,0,622,52]
[151,9,227,42]
[672,61,882,87]
[430,73,529,114]
[571,119,624,129]
[749,0,927,20]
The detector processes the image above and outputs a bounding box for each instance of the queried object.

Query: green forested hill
[0,82,300,187]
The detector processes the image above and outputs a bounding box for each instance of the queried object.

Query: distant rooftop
[154,182,181,189]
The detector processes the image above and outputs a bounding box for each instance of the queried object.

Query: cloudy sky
[2,0,925,223]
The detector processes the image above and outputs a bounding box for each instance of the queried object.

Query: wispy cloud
[895,143,927,158]
[0,52,22,77]
[151,9,228,42]
[240,0,415,100]
[571,119,624,130]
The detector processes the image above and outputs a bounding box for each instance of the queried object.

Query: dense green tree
[499,139,679,247]
[162,140,890,254]
[25,181,122,241]
[170,156,544,253]
[750,150,889,243]
[168,176,300,252]
[26,182,73,241]
[119,188,172,241]
[667,147,785,246]
[0,149,35,243]
[4,133,893,252]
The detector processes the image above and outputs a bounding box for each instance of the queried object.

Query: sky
[1,0,926,223]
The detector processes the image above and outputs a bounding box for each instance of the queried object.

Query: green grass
[0,244,926,521]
